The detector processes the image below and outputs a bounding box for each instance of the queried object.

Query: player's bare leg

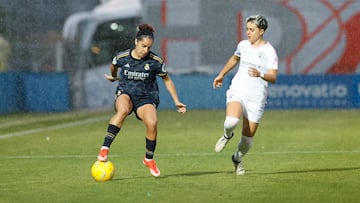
[137,104,160,177]
[98,94,132,162]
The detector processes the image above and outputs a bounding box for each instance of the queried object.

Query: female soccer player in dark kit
[97,24,186,177]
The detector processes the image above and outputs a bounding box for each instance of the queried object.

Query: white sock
[235,135,253,161]
[223,116,240,138]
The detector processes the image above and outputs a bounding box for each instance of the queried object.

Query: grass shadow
[256,166,360,175]
[108,167,360,181]
[108,170,234,181]
[159,170,233,179]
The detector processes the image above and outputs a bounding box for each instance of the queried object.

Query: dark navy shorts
[115,89,159,119]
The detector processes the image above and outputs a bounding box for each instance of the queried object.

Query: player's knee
[224,116,240,129]
[115,107,130,118]
[144,118,157,129]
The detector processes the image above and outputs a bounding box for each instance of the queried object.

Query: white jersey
[229,40,278,106]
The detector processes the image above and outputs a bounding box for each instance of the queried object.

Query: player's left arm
[248,67,277,83]
[262,46,278,83]
[161,74,187,113]
[262,68,277,83]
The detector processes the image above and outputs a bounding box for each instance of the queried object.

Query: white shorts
[226,89,265,123]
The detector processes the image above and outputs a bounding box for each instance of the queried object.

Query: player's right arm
[105,55,120,82]
[213,55,240,88]
[104,64,119,82]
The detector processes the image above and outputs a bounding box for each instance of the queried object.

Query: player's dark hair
[136,24,155,40]
[247,15,268,31]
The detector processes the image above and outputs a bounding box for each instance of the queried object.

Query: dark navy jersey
[112,49,167,102]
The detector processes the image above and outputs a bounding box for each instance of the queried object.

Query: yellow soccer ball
[91,161,115,181]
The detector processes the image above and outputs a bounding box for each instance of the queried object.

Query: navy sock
[145,138,157,159]
[102,124,120,148]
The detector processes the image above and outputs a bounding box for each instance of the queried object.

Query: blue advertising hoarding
[0,72,70,113]
[267,75,360,109]
[1,73,360,113]
[159,74,360,110]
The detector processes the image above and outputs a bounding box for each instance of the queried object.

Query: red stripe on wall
[236,12,243,42]
[161,39,168,63]
[328,12,360,74]
[161,0,167,26]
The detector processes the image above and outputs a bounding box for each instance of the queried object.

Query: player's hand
[104,74,119,82]
[213,75,223,88]
[175,102,187,113]
[248,67,260,77]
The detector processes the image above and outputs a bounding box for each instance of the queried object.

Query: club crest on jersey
[144,64,150,70]
[260,52,265,59]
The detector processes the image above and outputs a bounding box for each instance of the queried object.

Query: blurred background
[0,0,359,113]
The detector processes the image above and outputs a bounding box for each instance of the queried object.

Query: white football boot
[232,154,245,175]
[215,133,233,152]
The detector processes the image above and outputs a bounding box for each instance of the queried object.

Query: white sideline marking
[0,116,108,139]
[0,114,75,128]
[1,150,359,159]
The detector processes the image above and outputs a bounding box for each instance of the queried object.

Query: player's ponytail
[136,24,155,40]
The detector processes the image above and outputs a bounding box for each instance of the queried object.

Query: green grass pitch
[0,109,359,203]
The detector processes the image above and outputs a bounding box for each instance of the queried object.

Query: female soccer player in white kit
[213,15,278,175]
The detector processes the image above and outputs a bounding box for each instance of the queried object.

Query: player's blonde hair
[246,15,268,31]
